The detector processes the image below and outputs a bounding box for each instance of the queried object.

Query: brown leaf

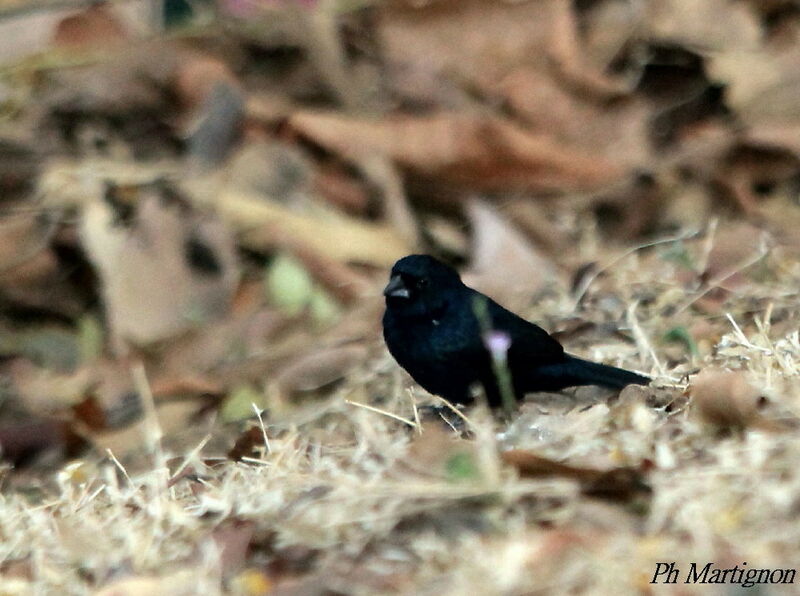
[645,0,761,51]
[84,398,211,457]
[0,419,78,465]
[690,368,761,429]
[80,181,240,350]
[154,307,286,388]
[285,244,373,304]
[702,221,767,285]
[0,209,89,318]
[290,111,624,193]
[709,47,800,158]
[501,449,650,501]
[461,199,559,312]
[52,4,130,49]
[497,69,651,169]
[379,0,559,94]
[0,558,33,581]
[213,185,410,266]
[380,0,639,130]
[213,519,256,575]
[41,44,173,117]
[228,427,267,461]
[313,165,370,214]
[547,0,637,98]
[276,342,368,395]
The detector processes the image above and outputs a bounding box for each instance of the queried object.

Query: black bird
[382,255,649,408]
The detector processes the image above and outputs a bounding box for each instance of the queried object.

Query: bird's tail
[539,354,650,390]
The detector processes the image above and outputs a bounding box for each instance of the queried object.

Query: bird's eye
[416,278,429,289]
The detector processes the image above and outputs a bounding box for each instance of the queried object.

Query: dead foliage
[0,0,799,593]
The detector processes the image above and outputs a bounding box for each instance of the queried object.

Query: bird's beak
[383,274,410,299]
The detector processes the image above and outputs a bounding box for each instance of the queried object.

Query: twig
[673,234,770,316]
[626,300,664,375]
[253,403,271,456]
[345,399,419,429]
[571,229,700,309]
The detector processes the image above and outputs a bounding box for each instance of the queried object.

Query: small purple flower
[483,330,512,360]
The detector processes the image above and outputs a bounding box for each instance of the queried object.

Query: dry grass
[2,223,800,595]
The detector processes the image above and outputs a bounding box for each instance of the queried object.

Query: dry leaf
[84,398,211,457]
[690,368,761,429]
[497,69,651,169]
[213,519,256,574]
[276,343,368,395]
[227,139,314,205]
[645,0,761,51]
[0,419,76,465]
[52,4,130,49]
[213,185,409,266]
[41,46,171,117]
[290,111,624,193]
[379,0,560,93]
[80,181,240,349]
[502,449,650,501]
[462,199,559,312]
[547,0,636,98]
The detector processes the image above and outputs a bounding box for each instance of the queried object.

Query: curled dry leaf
[52,4,130,49]
[709,47,800,157]
[547,0,637,98]
[379,0,644,161]
[701,221,768,286]
[5,359,92,414]
[153,307,285,390]
[462,199,559,312]
[212,519,256,575]
[84,398,212,457]
[276,342,368,396]
[497,69,651,170]
[80,182,240,349]
[40,45,172,117]
[289,111,624,193]
[644,0,761,51]
[690,368,761,429]
[0,419,76,465]
[215,186,409,266]
[226,139,314,206]
[285,244,373,304]
[379,0,560,93]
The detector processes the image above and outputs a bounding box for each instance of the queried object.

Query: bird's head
[383,254,463,319]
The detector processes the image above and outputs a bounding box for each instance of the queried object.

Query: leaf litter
[0,0,800,594]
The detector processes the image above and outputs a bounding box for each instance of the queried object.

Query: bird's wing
[485,298,565,365]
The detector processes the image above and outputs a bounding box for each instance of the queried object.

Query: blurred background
[1,0,800,593]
